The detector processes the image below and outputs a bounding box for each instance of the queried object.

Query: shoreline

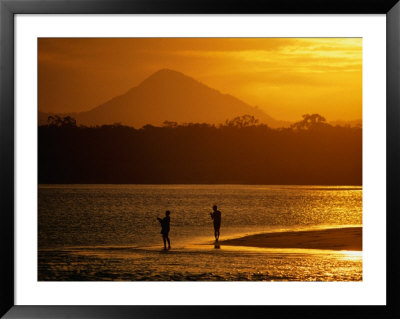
[220,227,362,251]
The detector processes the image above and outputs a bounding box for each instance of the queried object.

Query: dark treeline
[39,114,362,185]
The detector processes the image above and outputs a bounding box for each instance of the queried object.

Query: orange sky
[38,38,362,122]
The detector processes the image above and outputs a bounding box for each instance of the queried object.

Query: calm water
[38,184,362,281]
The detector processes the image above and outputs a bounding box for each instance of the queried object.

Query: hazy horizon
[38,38,362,122]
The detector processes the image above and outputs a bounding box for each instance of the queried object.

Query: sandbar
[220,227,362,251]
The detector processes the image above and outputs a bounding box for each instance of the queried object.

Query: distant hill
[38,69,289,128]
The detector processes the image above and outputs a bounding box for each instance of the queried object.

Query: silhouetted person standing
[210,205,221,242]
[157,211,171,250]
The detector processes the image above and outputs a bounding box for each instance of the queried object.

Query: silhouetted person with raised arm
[210,205,221,242]
[157,210,171,250]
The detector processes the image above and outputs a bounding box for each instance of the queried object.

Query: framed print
[1,0,399,318]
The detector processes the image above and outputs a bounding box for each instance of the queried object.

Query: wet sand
[220,227,362,251]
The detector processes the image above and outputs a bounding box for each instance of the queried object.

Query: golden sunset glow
[38,38,362,122]
[39,39,363,282]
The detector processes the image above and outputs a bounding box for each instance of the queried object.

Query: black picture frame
[1,0,399,318]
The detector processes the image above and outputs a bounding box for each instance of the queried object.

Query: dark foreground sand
[220,227,362,251]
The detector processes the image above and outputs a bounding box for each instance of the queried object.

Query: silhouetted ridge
[38,69,289,128]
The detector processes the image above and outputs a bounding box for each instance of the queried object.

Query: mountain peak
[152,68,184,76]
[40,69,288,128]
[139,68,202,88]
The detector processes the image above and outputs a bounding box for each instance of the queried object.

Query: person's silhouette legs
[214,228,220,242]
[162,234,171,250]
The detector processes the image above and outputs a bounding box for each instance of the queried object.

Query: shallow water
[38,184,362,281]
